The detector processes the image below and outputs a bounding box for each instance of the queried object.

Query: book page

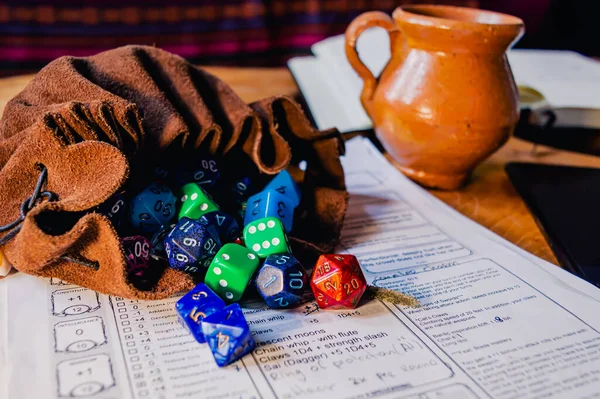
[3,137,600,398]
[310,28,389,131]
[508,50,600,110]
[288,57,358,132]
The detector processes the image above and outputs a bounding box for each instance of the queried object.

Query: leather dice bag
[0,45,347,300]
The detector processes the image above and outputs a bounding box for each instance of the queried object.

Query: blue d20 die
[175,155,220,189]
[164,217,221,275]
[255,254,307,309]
[202,303,256,367]
[199,211,240,243]
[129,182,177,233]
[264,170,301,207]
[175,283,226,344]
[244,190,295,232]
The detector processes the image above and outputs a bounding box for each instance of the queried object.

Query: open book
[289,28,600,132]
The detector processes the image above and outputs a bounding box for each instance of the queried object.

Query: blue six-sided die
[255,254,307,309]
[176,283,226,344]
[202,303,256,367]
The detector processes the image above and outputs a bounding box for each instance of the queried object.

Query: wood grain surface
[1,67,599,266]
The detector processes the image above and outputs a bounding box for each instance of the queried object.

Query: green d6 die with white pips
[243,217,290,259]
[178,183,219,220]
[205,243,260,302]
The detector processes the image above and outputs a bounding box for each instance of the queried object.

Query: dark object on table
[515,110,600,157]
[506,162,600,286]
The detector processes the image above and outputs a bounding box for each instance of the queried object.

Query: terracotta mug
[346,5,524,189]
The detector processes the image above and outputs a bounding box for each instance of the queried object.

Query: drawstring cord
[0,166,57,246]
[0,165,99,270]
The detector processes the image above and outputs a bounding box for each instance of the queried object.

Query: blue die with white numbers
[97,192,128,229]
[202,303,256,367]
[244,190,294,232]
[264,170,301,207]
[176,283,226,344]
[175,155,220,189]
[164,217,221,275]
[255,254,307,309]
[199,211,240,243]
[229,176,253,203]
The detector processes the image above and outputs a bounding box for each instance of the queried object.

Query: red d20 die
[310,254,367,309]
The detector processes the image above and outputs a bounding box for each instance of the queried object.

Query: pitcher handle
[345,11,400,118]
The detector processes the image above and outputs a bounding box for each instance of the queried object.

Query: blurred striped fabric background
[0,0,478,76]
[0,0,561,76]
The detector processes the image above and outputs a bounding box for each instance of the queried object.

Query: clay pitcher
[346,5,524,189]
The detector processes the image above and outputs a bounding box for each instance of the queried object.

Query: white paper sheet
[290,29,388,132]
[3,137,600,399]
[289,30,600,131]
[288,57,357,132]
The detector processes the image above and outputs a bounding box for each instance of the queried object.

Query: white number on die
[134,241,149,258]
[183,238,197,247]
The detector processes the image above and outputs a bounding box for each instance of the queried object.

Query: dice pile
[101,155,368,367]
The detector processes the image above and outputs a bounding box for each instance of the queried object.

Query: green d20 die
[205,243,260,302]
[243,217,290,259]
[178,183,219,220]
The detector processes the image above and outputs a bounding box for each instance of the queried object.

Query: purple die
[120,236,151,278]
[130,256,164,291]
[164,217,221,275]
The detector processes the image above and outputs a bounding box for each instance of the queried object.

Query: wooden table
[2,67,599,266]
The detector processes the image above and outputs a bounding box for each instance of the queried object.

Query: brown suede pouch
[0,45,347,299]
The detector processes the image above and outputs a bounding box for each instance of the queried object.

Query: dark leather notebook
[506,162,600,287]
